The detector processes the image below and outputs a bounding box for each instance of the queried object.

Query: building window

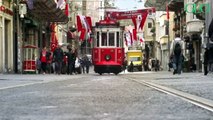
[148,23,152,28]
[100,1,102,7]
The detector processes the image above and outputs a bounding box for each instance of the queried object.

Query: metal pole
[16,0,22,73]
[167,20,170,58]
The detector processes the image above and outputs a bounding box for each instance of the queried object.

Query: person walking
[207,18,213,73]
[66,49,75,75]
[53,45,64,75]
[46,47,52,74]
[170,33,184,75]
[40,46,48,74]
[129,61,134,72]
[83,55,91,74]
[203,48,209,75]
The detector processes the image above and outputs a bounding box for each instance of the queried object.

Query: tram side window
[101,32,107,46]
[97,32,99,47]
[109,33,115,46]
[116,32,119,47]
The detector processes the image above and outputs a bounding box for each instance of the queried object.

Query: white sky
[114,0,144,10]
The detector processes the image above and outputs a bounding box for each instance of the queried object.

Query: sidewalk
[0,74,83,90]
[137,71,213,101]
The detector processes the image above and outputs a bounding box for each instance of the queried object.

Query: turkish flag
[76,15,83,32]
[64,0,69,17]
[86,16,92,32]
[132,29,137,41]
[139,13,148,30]
[79,29,86,40]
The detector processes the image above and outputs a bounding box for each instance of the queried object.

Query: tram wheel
[114,72,119,75]
[98,73,102,75]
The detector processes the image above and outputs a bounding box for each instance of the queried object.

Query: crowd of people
[36,45,91,75]
[143,58,161,72]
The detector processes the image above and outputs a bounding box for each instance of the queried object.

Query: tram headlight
[105,55,111,61]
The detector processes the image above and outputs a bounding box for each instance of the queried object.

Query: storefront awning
[29,0,68,23]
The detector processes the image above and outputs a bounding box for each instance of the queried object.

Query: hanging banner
[106,7,155,20]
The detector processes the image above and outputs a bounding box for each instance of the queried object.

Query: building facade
[0,0,14,73]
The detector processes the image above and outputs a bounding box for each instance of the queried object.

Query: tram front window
[109,33,115,46]
[117,32,119,47]
[101,33,107,46]
[96,32,99,47]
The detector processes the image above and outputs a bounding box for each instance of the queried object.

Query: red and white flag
[64,0,69,16]
[76,15,92,41]
[138,33,144,43]
[125,30,133,46]
[136,15,142,31]
[56,0,65,9]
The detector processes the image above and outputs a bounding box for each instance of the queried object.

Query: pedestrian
[72,48,77,74]
[66,49,75,75]
[170,33,184,75]
[129,61,134,72]
[53,45,64,75]
[40,46,48,74]
[46,47,52,74]
[203,48,209,75]
[207,18,213,73]
[84,55,91,74]
[36,57,41,74]
[168,55,173,72]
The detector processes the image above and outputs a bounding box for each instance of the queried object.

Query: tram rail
[126,78,213,112]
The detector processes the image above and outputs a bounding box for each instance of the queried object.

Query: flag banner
[138,33,144,43]
[64,1,69,16]
[125,31,132,46]
[57,0,65,9]
[76,15,83,32]
[50,23,58,52]
[139,12,148,30]
[131,17,137,30]
[86,16,92,32]
[136,15,142,31]
[132,29,137,41]
[79,29,86,41]
[77,15,93,40]
[106,7,155,20]
[79,15,88,31]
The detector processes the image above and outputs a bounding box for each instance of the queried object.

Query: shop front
[16,0,68,73]
[0,4,14,73]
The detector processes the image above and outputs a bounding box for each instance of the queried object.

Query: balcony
[186,19,204,33]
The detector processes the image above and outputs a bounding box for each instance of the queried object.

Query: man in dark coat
[66,49,75,75]
[207,18,213,73]
[53,45,64,74]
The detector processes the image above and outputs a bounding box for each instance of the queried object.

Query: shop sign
[0,6,13,16]
[184,3,210,14]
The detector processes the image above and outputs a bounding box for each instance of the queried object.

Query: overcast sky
[114,0,144,10]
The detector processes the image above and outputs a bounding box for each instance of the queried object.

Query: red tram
[92,18,125,75]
